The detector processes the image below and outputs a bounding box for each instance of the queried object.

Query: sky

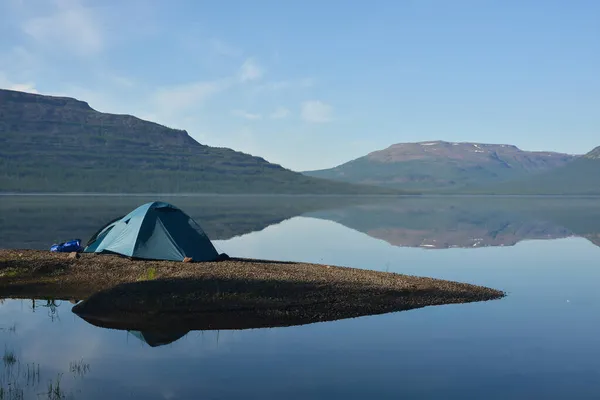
[0,0,599,171]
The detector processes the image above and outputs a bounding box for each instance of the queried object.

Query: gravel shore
[0,249,504,330]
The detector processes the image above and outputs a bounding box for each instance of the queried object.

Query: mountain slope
[0,89,399,194]
[303,140,576,191]
[477,146,600,195]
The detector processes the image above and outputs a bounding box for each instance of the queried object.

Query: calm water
[2,195,600,399]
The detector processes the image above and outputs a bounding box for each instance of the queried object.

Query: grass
[69,360,90,378]
[138,267,157,281]
[0,349,22,400]
[46,374,65,400]
[0,270,21,278]
[26,364,40,385]
[0,354,67,400]
[0,324,16,334]
[0,386,24,400]
[2,348,17,367]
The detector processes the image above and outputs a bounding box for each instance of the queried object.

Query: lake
[2,195,600,399]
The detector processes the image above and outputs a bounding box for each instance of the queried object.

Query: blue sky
[1,0,598,171]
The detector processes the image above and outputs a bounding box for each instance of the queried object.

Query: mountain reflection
[2,195,599,252]
[304,197,600,249]
[0,195,371,250]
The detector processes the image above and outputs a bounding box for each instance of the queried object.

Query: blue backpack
[50,239,82,253]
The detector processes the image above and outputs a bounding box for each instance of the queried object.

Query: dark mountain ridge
[0,89,400,194]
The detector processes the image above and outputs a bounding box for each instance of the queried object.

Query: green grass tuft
[2,348,17,366]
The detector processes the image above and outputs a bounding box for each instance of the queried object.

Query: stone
[68,252,80,259]
[183,257,193,263]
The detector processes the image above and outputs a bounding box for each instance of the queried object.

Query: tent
[128,330,189,347]
[83,201,219,262]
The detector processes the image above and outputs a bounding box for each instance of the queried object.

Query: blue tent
[83,202,219,262]
[128,330,189,347]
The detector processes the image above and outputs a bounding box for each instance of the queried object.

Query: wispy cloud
[21,0,104,56]
[209,38,242,58]
[7,82,38,93]
[152,79,232,117]
[254,77,314,93]
[299,78,315,87]
[239,58,263,82]
[148,56,270,127]
[91,70,136,88]
[270,106,290,119]
[0,71,38,93]
[109,75,135,88]
[232,109,262,120]
[0,46,39,84]
[301,100,333,123]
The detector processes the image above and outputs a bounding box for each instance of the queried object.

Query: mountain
[0,89,400,194]
[303,140,576,191]
[479,146,600,195]
[586,146,600,159]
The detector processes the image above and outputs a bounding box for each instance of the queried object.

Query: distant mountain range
[303,140,579,191]
[3,88,597,195]
[0,89,399,194]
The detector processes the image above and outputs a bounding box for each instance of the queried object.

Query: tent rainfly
[83,201,219,262]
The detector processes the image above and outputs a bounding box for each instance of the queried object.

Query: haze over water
[2,195,600,399]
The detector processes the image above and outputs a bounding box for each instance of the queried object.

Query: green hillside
[0,89,401,194]
[303,141,576,191]
[468,147,600,195]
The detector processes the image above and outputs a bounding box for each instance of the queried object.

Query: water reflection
[3,196,600,398]
[306,197,600,249]
[0,195,371,250]
[1,334,78,400]
[127,331,189,348]
[3,195,600,252]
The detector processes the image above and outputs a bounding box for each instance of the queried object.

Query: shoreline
[1,249,505,330]
[2,192,600,198]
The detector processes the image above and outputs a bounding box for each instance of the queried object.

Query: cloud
[299,78,315,87]
[301,100,333,123]
[0,71,38,93]
[209,38,242,58]
[253,78,314,93]
[22,0,104,56]
[269,106,290,119]
[148,57,267,128]
[7,82,38,93]
[153,79,231,116]
[109,75,135,88]
[232,110,262,120]
[0,46,39,83]
[239,58,263,82]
